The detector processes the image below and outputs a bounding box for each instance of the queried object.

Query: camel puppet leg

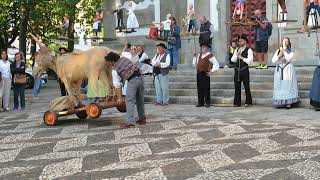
[61,79,76,110]
[73,81,85,105]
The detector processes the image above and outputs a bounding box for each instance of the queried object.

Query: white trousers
[0,77,12,109]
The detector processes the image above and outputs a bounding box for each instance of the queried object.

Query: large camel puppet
[30,34,119,109]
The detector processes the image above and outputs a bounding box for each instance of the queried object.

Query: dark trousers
[58,79,67,96]
[197,72,210,105]
[234,70,252,106]
[13,85,25,109]
[117,18,125,30]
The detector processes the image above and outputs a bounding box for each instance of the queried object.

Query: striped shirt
[113,57,139,81]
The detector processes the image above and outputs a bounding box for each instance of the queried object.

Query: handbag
[14,74,27,85]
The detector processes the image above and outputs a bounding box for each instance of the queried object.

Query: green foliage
[0,0,21,50]
[0,0,104,51]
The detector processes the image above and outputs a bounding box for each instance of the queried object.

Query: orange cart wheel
[43,111,58,126]
[86,103,102,119]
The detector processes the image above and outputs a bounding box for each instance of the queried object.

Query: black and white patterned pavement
[1,82,320,179]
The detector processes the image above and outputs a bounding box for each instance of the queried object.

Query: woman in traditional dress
[310,42,320,109]
[272,37,300,108]
[124,1,139,32]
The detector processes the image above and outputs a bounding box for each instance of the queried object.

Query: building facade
[103,0,319,66]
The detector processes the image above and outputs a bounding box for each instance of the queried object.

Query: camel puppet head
[29,34,57,79]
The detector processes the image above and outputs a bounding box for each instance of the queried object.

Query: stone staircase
[143,65,316,107]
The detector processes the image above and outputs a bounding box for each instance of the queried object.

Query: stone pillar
[180,35,199,65]
[103,0,116,39]
[267,0,278,63]
[214,0,229,65]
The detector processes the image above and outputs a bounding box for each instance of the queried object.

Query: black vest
[117,9,123,19]
[199,22,212,46]
[235,47,249,72]
[153,53,170,75]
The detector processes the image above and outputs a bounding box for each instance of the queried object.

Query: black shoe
[233,104,241,107]
[244,104,252,107]
[196,104,204,107]
[205,104,210,108]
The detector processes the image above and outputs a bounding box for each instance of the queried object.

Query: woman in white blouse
[272,37,300,108]
[0,50,12,111]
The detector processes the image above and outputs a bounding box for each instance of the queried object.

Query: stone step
[143,75,313,83]
[144,88,311,99]
[144,95,310,107]
[171,67,316,76]
[144,82,313,90]
[143,66,316,106]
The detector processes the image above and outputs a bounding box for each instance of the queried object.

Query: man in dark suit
[113,3,125,32]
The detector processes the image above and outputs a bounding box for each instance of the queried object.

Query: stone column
[103,0,116,39]
[215,0,230,66]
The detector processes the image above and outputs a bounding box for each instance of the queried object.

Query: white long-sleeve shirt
[121,51,132,60]
[131,54,139,64]
[209,24,214,39]
[112,70,127,96]
[272,49,294,64]
[0,60,11,78]
[151,53,171,68]
[121,51,139,64]
[192,52,220,72]
[112,69,122,89]
[161,19,171,30]
[138,52,149,63]
[231,47,254,65]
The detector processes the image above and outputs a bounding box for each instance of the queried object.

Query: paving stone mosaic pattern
[1,98,320,179]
